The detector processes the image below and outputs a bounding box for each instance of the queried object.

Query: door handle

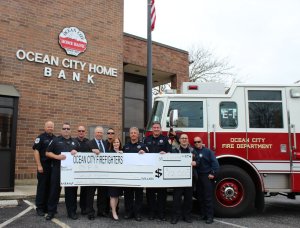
[212,124,216,150]
[291,124,297,150]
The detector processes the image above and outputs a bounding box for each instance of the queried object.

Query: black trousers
[124,187,143,215]
[65,187,78,215]
[146,188,167,217]
[80,186,88,212]
[196,174,214,218]
[35,160,51,212]
[47,164,61,214]
[86,186,109,216]
[172,187,193,218]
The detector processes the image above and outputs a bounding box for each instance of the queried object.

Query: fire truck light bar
[188,85,198,90]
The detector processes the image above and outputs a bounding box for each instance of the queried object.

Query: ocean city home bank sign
[59,27,87,56]
[15,27,117,84]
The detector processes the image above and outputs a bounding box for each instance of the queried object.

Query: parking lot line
[215,219,248,228]
[0,206,32,228]
[24,200,70,228]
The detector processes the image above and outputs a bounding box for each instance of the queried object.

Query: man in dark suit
[85,126,109,220]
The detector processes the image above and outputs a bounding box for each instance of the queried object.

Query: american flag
[151,0,156,31]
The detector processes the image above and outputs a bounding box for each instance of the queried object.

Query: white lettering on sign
[58,69,66,80]
[16,49,118,84]
[73,72,80,81]
[87,74,94,84]
[16,49,59,66]
[44,67,52,77]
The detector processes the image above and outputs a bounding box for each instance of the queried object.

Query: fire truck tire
[214,165,255,217]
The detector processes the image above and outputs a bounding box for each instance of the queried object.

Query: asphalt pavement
[1,180,300,228]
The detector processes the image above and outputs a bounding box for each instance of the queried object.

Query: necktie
[98,140,105,152]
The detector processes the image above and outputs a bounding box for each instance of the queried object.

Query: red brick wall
[123,34,189,90]
[0,0,124,179]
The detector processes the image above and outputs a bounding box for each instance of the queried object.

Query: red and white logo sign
[59,27,87,56]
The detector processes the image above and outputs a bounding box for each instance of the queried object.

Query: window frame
[246,88,287,132]
[219,101,238,129]
[164,98,207,132]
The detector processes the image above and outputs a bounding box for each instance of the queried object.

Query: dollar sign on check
[155,168,162,178]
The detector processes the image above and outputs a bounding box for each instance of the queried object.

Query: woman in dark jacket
[107,136,123,220]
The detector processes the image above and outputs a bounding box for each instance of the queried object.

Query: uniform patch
[200,153,203,158]
[137,145,141,149]
[159,139,163,143]
[35,138,40,144]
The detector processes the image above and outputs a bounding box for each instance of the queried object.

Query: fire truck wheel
[214,165,255,217]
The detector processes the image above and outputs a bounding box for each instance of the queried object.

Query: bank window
[220,102,238,128]
[248,90,283,128]
[168,101,203,128]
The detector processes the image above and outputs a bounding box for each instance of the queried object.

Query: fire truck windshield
[146,100,164,130]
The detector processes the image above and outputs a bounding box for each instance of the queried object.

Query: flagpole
[147,0,153,122]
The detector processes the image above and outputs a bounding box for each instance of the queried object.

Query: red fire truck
[146,82,300,217]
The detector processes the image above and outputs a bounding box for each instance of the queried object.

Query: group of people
[33,120,219,224]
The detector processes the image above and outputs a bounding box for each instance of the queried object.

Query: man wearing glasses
[170,134,194,224]
[45,123,80,220]
[75,126,90,215]
[192,136,219,224]
[105,128,115,149]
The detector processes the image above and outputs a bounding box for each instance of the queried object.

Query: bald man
[33,121,55,216]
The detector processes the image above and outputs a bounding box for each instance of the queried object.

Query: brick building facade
[0,0,188,191]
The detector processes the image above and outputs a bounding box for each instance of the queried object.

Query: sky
[124,0,300,84]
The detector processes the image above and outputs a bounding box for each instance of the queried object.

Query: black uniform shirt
[32,132,55,162]
[123,141,148,153]
[193,147,220,175]
[47,136,80,166]
[144,134,171,153]
[75,137,89,152]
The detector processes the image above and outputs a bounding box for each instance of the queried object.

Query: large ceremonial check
[61,152,192,188]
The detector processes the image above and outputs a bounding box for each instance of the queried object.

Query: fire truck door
[287,88,300,191]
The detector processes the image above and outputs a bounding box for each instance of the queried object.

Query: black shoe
[111,213,119,221]
[135,214,142,222]
[36,209,45,216]
[46,213,54,220]
[170,217,178,224]
[124,213,134,219]
[88,215,95,220]
[148,213,155,220]
[206,218,214,224]
[200,215,207,220]
[184,216,192,223]
[98,211,109,218]
[158,216,166,221]
[68,213,78,220]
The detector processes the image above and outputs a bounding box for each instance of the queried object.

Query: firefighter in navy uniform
[170,134,194,224]
[45,123,80,221]
[123,127,148,221]
[192,136,219,224]
[74,125,90,215]
[33,121,55,216]
[143,121,172,221]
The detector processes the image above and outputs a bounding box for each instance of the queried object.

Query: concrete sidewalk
[0,179,37,200]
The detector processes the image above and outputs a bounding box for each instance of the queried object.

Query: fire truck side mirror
[170,109,178,127]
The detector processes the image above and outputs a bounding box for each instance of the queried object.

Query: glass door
[0,96,17,191]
